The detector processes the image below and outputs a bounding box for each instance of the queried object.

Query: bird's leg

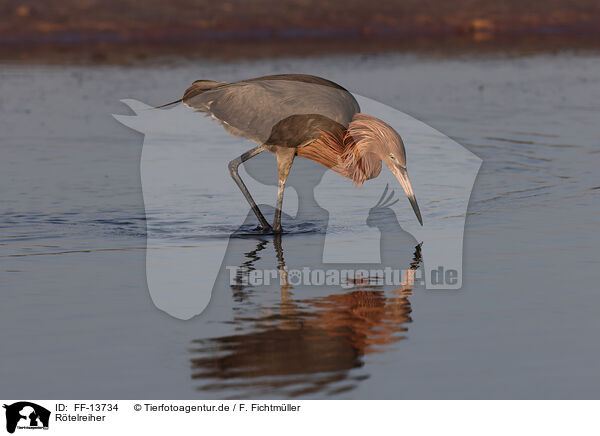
[273,148,296,233]
[228,145,272,231]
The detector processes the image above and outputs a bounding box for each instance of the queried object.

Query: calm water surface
[1,52,599,398]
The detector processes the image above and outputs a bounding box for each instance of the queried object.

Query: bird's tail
[153,80,227,109]
[154,98,182,109]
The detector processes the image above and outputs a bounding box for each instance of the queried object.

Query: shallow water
[1,52,599,398]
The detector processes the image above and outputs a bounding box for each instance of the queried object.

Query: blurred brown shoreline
[2,35,600,65]
[2,0,600,63]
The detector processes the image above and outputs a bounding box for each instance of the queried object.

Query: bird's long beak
[390,165,423,225]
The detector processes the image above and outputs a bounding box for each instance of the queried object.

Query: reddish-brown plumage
[297,113,410,186]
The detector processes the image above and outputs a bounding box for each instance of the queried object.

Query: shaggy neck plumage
[297,114,383,185]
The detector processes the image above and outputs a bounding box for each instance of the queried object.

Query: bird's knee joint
[228,159,240,175]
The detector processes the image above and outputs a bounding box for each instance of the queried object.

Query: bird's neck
[339,141,382,185]
[297,127,382,185]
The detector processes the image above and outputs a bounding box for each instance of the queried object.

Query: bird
[158,74,423,233]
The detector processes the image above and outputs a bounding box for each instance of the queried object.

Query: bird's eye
[389,154,395,160]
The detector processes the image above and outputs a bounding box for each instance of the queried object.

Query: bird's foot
[254,224,273,233]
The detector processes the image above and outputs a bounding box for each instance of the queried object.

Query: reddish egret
[159,74,422,232]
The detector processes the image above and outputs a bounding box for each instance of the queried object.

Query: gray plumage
[183,74,359,147]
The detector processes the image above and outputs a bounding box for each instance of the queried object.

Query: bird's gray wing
[183,79,360,145]
[245,74,352,92]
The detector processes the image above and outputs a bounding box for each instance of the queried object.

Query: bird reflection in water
[190,186,421,397]
[190,253,421,397]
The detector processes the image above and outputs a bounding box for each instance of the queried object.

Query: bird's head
[347,114,423,225]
